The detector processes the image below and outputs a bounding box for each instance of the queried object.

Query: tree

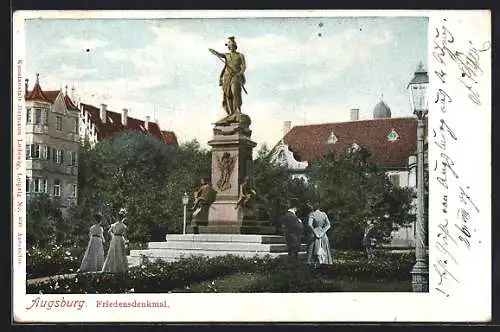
[160,139,211,233]
[26,194,68,247]
[308,148,415,249]
[69,131,180,243]
[253,144,314,233]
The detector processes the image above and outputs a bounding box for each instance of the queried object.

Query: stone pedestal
[128,234,306,266]
[191,113,275,235]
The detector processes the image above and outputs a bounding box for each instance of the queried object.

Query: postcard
[12,9,491,322]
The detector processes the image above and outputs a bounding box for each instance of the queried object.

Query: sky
[24,15,428,151]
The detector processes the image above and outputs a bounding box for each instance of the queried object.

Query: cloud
[25,18,422,159]
[240,28,394,93]
[54,65,98,80]
[61,35,109,53]
[102,50,128,61]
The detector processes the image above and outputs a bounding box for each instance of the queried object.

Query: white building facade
[270,102,422,248]
[25,75,80,209]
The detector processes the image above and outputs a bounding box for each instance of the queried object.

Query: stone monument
[127,36,304,266]
[191,36,274,234]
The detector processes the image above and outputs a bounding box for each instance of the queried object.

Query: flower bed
[27,253,413,294]
[26,244,84,279]
[332,249,415,264]
[27,255,280,294]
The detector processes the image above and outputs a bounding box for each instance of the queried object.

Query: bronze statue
[235,176,257,209]
[191,178,217,212]
[216,152,236,191]
[209,36,247,119]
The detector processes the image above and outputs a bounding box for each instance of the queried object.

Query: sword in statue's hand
[209,48,248,95]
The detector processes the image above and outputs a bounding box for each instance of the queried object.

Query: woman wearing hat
[102,208,129,273]
[79,213,106,273]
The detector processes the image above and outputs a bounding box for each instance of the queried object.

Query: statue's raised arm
[209,36,247,118]
[209,48,225,60]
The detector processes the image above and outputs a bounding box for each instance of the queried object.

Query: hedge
[27,253,413,294]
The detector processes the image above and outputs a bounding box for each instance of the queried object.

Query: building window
[74,118,79,133]
[40,145,45,159]
[45,146,51,160]
[55,149,64,164]
[327,131,338,144]
[30,178,48,193]
[72,184,78,198]
[42,178,48,193]
[44,110,49,124]
[33,177,40,193]
[387,128,400,142]
[27,144,40,159]
[389,174,400,187]
[35,109,42,124]
[69,151,77,166]
[56,116,62,131]
[53,179,61,197]
[26,108,32,123]
[26,177,30,193]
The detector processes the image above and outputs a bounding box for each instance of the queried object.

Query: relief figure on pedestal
[216,152,236,192]
[235,176,257,210]
[191,178,217,222]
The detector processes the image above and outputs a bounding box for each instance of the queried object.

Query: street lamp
[182,192,189,235]
[407,62,429,292]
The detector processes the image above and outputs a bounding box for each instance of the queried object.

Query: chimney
[100,104,107,123]
[121,108,128,126]
[25,78,29,94]
[145,116,150,130]
[282,120,292,143]
[350,108,359,121]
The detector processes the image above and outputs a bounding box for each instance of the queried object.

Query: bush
[27,255,279,294]
[26,244,84,279]
[315,260,414,282]
[332,249,415,265]
[27,252,414,294]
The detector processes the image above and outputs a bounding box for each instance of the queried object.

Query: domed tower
[373,95,392,119]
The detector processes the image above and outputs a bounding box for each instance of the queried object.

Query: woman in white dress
[102,209,129,273]
[306,202,333,265]
[79,214,106,273]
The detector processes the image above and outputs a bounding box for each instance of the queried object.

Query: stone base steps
[138,242,293,253]
[127,234,305,267]
[127,250,305,266]
[164,234,286,244]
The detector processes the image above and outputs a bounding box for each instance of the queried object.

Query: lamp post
[407,62,429,292]
[182,192,189,235]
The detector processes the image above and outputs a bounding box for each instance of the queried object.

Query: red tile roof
[63,94,79,111]
[80,103,174,144]
[161,130,179,147]
[25,83,51,102]
[43,90,61,103]
[282,117,424,169]
[27,88,80,112]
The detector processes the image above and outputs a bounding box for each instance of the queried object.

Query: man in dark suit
[279,201,304,262]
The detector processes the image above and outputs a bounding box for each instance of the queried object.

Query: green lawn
[174,272,411,293]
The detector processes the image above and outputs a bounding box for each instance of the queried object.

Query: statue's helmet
[225,36,237,49]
